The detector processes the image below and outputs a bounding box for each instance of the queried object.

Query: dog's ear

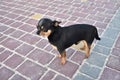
[52,20,61,27]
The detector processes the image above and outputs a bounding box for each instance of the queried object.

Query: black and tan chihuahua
[36,18,101,64]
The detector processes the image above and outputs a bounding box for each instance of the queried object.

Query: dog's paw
[85,54,90,59]
[80,47,85,50]
[61,58,66,65]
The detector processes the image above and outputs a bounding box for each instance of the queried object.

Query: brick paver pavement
[0,0,120,80]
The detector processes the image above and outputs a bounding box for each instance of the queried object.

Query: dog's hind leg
[83,40,90,58]
[80,40,86,50]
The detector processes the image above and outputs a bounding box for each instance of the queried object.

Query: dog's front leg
[60,51,66,65]
[51,45,62,58]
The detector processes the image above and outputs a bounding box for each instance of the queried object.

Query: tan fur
[82,40,90,58]
[60,51,66,65]
[80,40,86,50]
[51,45,57,50]
[57,54,61,58]
[40,30,51,37]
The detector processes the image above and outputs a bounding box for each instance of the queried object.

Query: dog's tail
[95,28,101,40]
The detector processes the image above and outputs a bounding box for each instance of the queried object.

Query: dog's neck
[51,25,61,34]
[48,26,62,43]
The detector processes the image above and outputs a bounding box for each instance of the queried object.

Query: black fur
[36,18,101,54]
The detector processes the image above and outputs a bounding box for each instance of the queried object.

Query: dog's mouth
[36,30,51,37]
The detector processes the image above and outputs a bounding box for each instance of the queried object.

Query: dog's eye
[41,26,44,29]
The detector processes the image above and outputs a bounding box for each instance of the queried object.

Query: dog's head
[36,18,61,37]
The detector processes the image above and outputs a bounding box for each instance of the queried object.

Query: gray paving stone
[113,9,120,21]
[106,55,120,71]
[28,48,54,65]
[0,50,13,62]
[4,54,24,69]
[3,28,15,35]
[93,45,111,56]
[99,67,120,80]
[97,37,115,48]
[0,25,9,32]
[71,51,85,64]
[20,34,40,45]
[0,35,7,42]
[36,39,49,49]
[66,48,76,59]
[86,52,106,67]
[54,75,69,80]
[0,47,5,52]
[109,21,120,30]
[111,48,120,57]
[19,23,35,32]
[102,28,119,39]
[17,60,47,80]
[49,58,79,78]
[80,63,101,79]
[73,73,93,80]
[15,43,34,56]
[10,30,25,39]
[109,9,120,30]
[1,38,22,50]
[0,67,14,80]
[115,36,120,48]
[41,70,55,80]
[10,74,26,80]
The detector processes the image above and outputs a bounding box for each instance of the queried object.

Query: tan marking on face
[40,30,51,37]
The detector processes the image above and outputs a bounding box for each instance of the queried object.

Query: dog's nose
[36,31,40,35]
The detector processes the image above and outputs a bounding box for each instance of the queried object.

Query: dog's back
[61,24,100,43]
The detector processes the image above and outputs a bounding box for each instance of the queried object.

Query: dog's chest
[51,45,57,50]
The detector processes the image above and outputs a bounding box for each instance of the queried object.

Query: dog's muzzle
[36,30,40,35]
